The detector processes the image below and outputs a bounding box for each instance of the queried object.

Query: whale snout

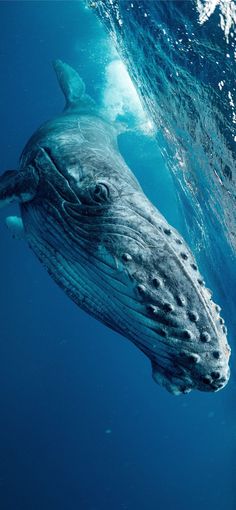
[200,366,230,392]
[151,326,231,395]
[153,366,230,396]
[152,358,230,396]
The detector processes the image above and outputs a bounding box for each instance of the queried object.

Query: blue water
[0,2,235,510]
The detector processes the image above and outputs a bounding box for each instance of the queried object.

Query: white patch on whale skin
[5,216,25,240]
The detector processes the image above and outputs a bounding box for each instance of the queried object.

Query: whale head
[1,61,231,395]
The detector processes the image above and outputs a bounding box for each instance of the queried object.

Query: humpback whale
[0,61,231,395]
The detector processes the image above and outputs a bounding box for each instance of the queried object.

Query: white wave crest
[196,0,236,43]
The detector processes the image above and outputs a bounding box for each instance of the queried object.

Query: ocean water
[0,2,235,510]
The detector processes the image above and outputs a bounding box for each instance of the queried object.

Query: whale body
[0,61,231,395]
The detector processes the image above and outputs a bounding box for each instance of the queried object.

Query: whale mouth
[39,146,80,200]
[21,145,80,208]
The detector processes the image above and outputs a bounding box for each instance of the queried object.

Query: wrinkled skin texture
[0,62,231,395]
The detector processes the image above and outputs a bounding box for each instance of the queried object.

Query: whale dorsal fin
[53,59,95,112]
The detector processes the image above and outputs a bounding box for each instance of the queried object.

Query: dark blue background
[0,2,235,510]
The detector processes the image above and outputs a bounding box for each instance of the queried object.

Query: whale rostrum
[0,60,231,395]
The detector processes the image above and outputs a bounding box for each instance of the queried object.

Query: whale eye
[80,181,113,206]
[91,182,110,204]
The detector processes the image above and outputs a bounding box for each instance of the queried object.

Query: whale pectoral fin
[53,59,96,111]
[5,216,25,240]
[0,167,39,208]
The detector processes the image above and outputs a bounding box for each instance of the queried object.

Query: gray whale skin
[0,61,231,395]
